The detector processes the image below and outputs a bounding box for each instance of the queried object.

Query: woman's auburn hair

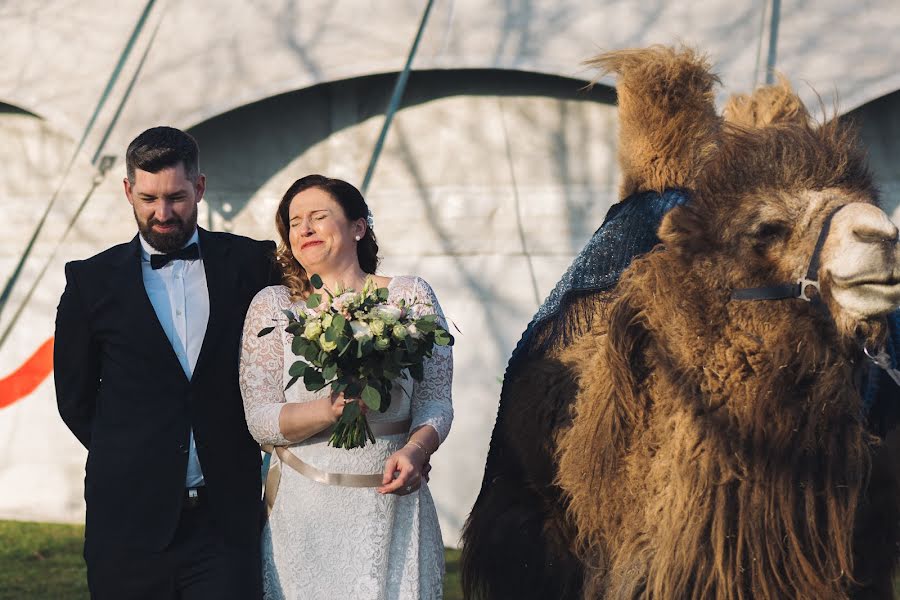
[274,174,380,300]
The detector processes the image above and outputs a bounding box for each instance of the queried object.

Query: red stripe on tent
[0,337,54,409]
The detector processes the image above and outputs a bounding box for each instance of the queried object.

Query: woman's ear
[354,218,367,240]
[657,205,711,258]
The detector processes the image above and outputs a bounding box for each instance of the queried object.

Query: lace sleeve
[409,277,454,443]
[239,286,291,446]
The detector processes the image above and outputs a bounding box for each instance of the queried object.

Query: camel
[461,46,900,599]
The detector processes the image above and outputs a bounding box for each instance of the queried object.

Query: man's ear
[195,174,206,203]
[124,178,135,206]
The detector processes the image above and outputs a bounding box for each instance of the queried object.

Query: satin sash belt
[264,418,411,512]
[276,447,383,487]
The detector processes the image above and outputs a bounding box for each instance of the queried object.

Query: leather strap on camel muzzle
[731,207,842,304]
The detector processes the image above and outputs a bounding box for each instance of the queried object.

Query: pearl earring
[355,235,361,241]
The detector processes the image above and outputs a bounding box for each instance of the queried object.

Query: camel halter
[730,205,900,390]
[730,207,840,304]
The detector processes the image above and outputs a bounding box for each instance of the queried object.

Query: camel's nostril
[852,224,899,245]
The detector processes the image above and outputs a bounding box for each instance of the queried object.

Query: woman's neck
[312,262,369,294]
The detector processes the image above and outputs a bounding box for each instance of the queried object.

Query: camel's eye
[753,221,790,244]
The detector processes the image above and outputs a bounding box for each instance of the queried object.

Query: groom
[55,126,278,599]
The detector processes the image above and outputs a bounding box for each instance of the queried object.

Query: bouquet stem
[329,410,377,450]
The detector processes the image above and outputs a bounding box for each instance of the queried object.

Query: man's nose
[155,201,174,221]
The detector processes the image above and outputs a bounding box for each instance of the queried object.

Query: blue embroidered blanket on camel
[503,189,899,434]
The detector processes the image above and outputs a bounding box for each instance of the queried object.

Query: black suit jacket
[54,228,279,552]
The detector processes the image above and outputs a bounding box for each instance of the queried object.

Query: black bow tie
[150,243,200,270]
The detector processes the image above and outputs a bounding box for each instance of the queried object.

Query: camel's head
[592,46,899,346]
[658,96,900,344]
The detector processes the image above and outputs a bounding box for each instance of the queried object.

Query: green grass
[0,520,463,599]
[444,547,463,600]
[0,521,89,600]
[5,520,900,598]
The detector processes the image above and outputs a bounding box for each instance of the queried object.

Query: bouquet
[259,274,454,450]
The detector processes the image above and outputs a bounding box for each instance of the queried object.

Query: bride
[239,174,453,599]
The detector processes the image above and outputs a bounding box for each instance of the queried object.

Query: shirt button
[176,309,182,316]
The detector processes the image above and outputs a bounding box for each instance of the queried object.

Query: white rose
[303,320,322,340]
[407,323,422,339]
[374,305,403,323]
[350,321,372,341]
[369,319,386,337]
[318,333,338,352]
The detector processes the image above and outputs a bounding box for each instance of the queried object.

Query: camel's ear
[723,75,810,128]
[657,205,711,257]
[586,45,721,199]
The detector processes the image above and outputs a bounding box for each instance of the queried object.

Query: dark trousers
[85,493,262,600]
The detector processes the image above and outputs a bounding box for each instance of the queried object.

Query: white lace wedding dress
[239,275,453,600]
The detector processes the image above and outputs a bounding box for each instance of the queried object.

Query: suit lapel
[192,228,233,384]
[114,235,189,383]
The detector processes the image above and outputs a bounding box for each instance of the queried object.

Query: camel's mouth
[830,271,900,318]
[831,273,900,289]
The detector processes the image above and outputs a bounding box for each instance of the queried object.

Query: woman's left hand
[377,444,428,496]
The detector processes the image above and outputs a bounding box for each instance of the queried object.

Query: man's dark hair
[125,126,200,183]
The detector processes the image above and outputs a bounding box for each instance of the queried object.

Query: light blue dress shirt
[139,229,209,488]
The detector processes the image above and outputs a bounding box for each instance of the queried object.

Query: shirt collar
[139,229,201,262]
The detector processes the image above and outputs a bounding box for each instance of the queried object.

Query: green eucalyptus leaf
[310,274,324,289]
[303,344,320,363]
[306,293,321,309]
[323,362,337,381]
[284,376,299,391]
[257,326,276,337]
[288,361,308,377]
[303,369,325,390]
[435,330,452,346]
[343,400,361,420]
[415,320,437,334]
[361,385,381,410]
[282,309,297,322]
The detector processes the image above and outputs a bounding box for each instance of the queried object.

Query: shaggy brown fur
[723,75,811,128]
[586,46,722,198]
[462,46,899,600]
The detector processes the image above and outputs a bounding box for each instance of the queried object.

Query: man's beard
[135,205,198,253]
